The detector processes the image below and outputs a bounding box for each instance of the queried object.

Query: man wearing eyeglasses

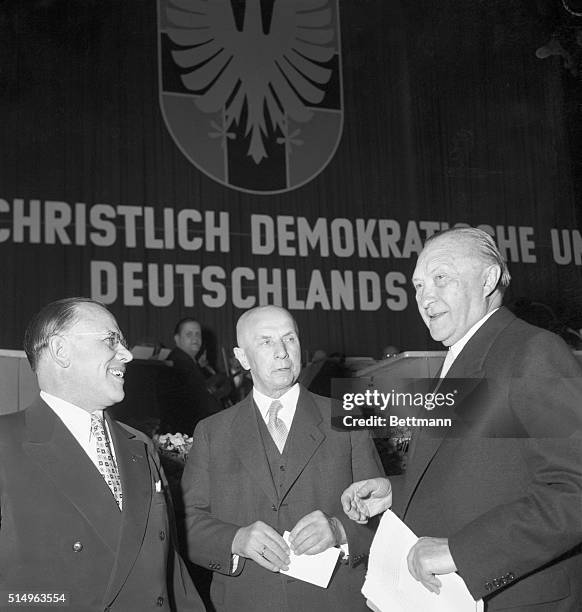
[0,297,204,612]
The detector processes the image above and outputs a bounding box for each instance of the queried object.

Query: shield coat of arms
[158,0,343,195]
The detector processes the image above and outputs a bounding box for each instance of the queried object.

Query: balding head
[236,306,298,347]
[234,306,301,398]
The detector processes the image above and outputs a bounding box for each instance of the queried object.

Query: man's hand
[232,521,290,572]
[289,510,347,555]
[406,537,457,594]
[341,478,392,523]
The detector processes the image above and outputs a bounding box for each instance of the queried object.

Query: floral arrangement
[154,432,193,463]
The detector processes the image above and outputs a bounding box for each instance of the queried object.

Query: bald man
[181,306,385,612]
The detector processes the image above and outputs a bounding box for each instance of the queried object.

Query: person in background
[342,228,582,611]
[159,317,222,435]
[181,305,385,612]
[0,297,204,612]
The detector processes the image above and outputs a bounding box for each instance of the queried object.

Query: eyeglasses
[66,331,129,351]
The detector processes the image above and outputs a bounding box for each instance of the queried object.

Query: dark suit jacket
[394,307,582,611]
[159,347,222,435]
[181,386,385,612]
[0,398,204,612]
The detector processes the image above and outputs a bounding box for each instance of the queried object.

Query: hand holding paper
[362,510,483,612]
[281,531,340,588]
[289,510,346,555]
[232,521,290,572]
[406,537,457,594]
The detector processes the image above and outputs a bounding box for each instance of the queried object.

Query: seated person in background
[158,317,222,435]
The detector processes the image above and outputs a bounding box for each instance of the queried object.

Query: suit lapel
[232,396,279,504]
[22,399,121,553]
[102,415,152,604]
[402,308,516,515]
[279,388,325,502]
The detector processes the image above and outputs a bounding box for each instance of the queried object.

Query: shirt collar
[449,307,500,361]
[253,383,300,430]
[40,390,102,445]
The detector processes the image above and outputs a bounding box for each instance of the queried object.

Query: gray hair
[426,227,511,291]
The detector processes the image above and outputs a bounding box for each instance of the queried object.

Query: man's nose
[417,286,436,310]
[273,340,288,358]
[116,344,133,363]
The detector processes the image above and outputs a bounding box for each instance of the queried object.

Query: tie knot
[268,400,283,419]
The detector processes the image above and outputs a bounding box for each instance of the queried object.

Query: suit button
[485,581,492,591]
[156,596,164,606]
[272,504,277,511]
[159,530,166,540]
[279,465,285,471]
[72,541,83,552]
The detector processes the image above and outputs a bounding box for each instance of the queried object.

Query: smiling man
[181,305,384,612]
[342,228,582,611]
[0,297,204,612]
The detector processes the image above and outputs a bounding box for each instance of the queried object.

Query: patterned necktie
[90,414,123,510]
[267,400,288,453]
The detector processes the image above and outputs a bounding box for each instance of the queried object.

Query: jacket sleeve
[449,332,582,600]
[339,428,386,568]
[180,419,244,576]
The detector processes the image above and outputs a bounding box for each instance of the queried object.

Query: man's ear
[483,264,501,297]
[47,335,71,368]
[233,346,250,371]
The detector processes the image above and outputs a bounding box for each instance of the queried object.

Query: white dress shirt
[40,390,118,467]
[440,308,499,378]
[253,383,300,432]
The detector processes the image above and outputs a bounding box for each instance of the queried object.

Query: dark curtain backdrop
[0,0,580,359]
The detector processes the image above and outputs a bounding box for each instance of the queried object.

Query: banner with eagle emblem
[158,0,343,194]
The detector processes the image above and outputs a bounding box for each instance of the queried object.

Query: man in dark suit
[0,297,204,612]
[181,305,384,612]
[342,228,582,611]
[159,317,222,435]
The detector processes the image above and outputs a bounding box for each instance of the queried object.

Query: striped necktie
[90,414,123,510]
[267,400,288,453]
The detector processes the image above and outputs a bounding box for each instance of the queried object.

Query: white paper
[280,531,341,588]
[362,510,484,612]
